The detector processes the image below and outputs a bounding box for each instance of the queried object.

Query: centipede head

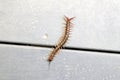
[64,16,75,22]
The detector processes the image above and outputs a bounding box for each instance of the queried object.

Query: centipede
[47,16,75,63]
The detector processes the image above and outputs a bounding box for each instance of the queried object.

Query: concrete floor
[0,0,120,80]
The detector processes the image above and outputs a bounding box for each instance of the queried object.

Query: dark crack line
[0,41,120,54]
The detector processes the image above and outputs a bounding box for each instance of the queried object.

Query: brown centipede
[47,16,75,63]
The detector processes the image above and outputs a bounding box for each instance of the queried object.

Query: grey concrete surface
[0,0,120,50]
[0,44,120,80]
